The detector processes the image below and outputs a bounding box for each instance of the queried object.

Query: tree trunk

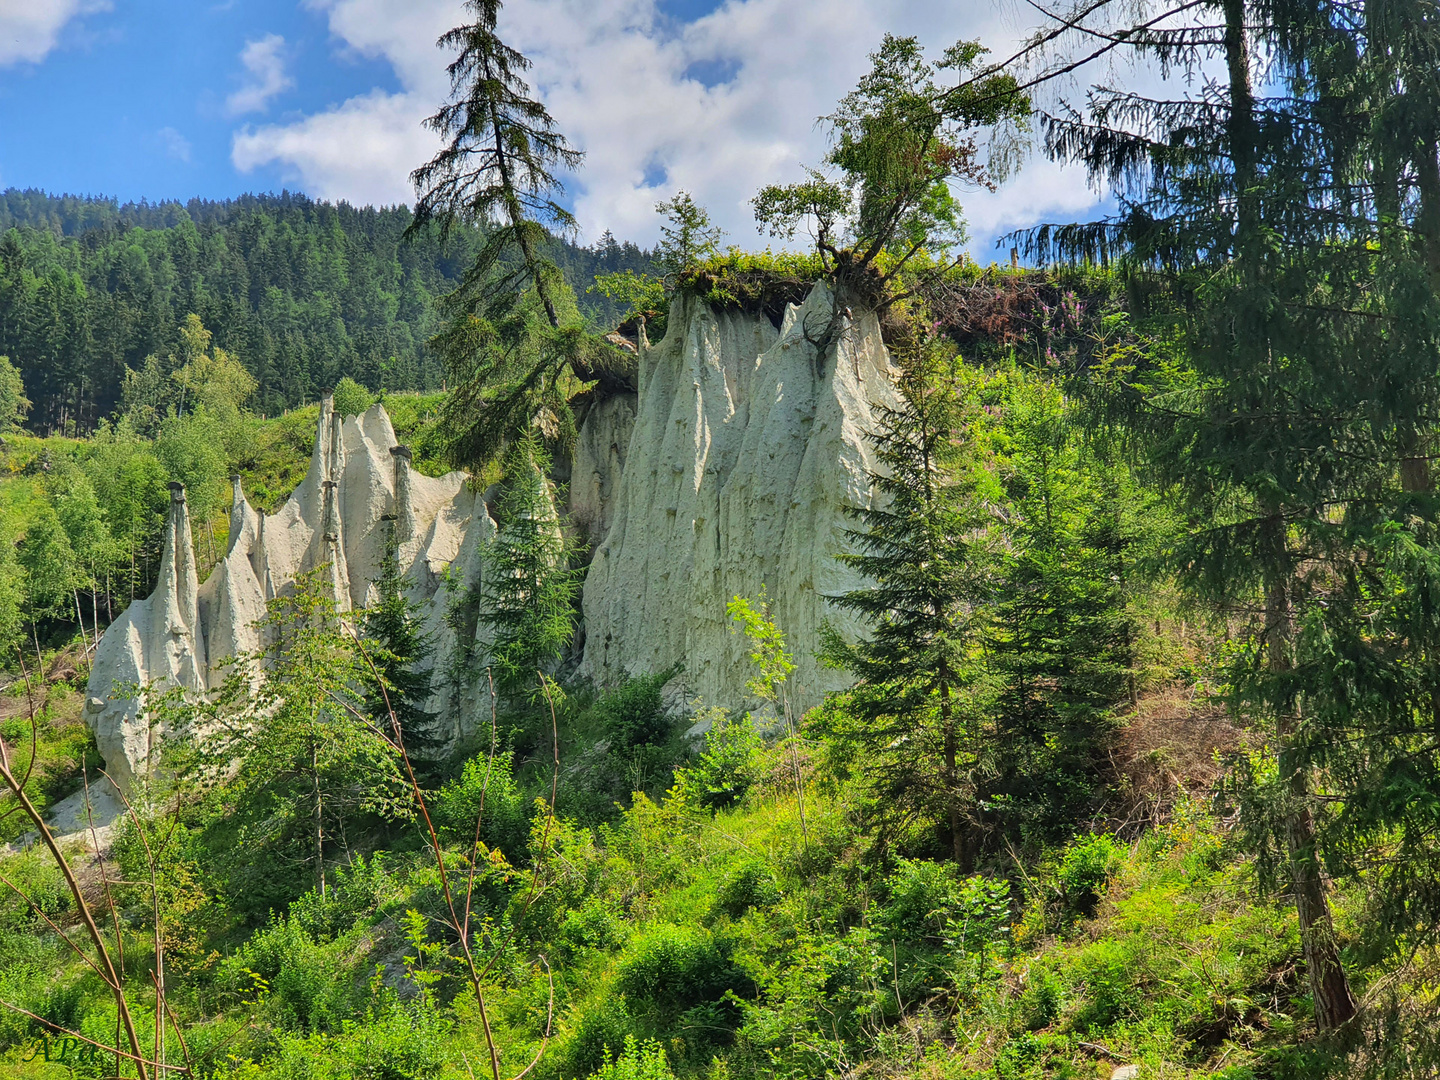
[1263,525,1357,1032]
[938,666,968,870]
[73,590,88,654]
[312,741,326,900]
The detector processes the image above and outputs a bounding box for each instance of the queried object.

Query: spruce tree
[654,191,725,284]
[1011,0,1439,1028]
[410,0,618,470]
[480,434,579,701]
[982,376,1135,840]
[820,334,993,865]
[362,521,441,779]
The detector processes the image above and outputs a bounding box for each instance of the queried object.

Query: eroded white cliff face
[86,394,497,789]
[85,482,208,791]
[579,282,898,715]
[84,281,896,793]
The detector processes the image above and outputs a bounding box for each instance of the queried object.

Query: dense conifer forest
[0,188,654,428]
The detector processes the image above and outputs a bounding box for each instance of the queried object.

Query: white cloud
[158,127,192,163]
[233,0,1123,250]
[233,89,437,205]
[0,0,110,67]
[227,33,295,116]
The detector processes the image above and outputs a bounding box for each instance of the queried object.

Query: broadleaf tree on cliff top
[752,34,1028,342]
[411,0,622,471]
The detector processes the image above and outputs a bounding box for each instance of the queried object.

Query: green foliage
[0,355,29,431]
[585,1036,675,1080]
[361,522,439,775]
[713,859,781,919]
[431,750,531,859]
[329,377,374,419]
[981,376,1140,840]
[727,592,794,708]
[0,521,23,659]
[590,670,671,751]
[16,507,79,622]
[820,334,993,863]
[654,191,725,283]
[1056,833,1123,918]
[753,33,1027,309]
[0,190,652,432]
[410,1,626,470]
[155,409,230,524]
[676,247,824,315]
[614,924,746,1018]
[175,571,410,910]
[671,708,761,811]
[590,269,667,337]
[480,436,580,698]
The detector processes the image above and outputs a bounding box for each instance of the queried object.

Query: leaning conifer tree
[410,0,618,470]
[820,334,993,867]
[363,522,442,780]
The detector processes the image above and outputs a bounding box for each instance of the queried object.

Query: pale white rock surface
[82,281,897,805]
[579,282,898,716]
[569,390,637,548]
[84,482,207,792]
[85,393,497,794]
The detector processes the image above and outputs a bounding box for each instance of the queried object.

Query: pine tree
[362,522,441,779]
[820,335,993,865]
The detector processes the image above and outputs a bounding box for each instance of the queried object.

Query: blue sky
[0,0,1110,256]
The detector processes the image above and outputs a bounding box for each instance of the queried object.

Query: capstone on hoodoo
[84,280,900,790]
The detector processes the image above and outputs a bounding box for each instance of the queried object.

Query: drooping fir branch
[409,0,626,471]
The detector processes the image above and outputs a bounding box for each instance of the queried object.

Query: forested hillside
[0,189,654,430]
[7,0,1440,1076]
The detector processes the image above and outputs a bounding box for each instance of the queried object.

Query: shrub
[615,925,746,1017]
[713,859,782,919]
[1069,937,1142,1030]
[561,897,629,955]
[564,998,637,1079]
[431,750,530,860]
[263,993,449,1080]
[0,848,68,931]
[331,377,375,419]
[671,709,761,810]
[586,1035,675,1080]
[876,858,965,940]
[942,874,1012,957]
[592,672,672,750]
[288,855,396,940]
[217,917,355,1032]
[1057,833,1123,918]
